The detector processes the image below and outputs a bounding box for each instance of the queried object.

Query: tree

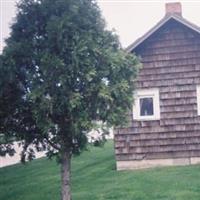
[1,0,140,199]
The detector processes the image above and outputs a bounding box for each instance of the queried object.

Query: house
[114,2,200,170]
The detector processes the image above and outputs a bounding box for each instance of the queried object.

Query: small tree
[1,0,140,199]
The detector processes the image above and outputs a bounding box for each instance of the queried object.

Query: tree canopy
[0,0,140,199]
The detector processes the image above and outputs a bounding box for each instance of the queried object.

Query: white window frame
[197,85,200,115]
[133,88,160,121]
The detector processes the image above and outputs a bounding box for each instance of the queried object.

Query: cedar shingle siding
[115,18,200,170]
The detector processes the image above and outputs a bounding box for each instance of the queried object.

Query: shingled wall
[115,19,200,170]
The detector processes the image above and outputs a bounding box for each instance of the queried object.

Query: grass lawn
[1,141,200,200]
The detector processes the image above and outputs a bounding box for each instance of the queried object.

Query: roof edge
[126,14,200,53]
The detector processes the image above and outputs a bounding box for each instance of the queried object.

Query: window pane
[140,97,154,116]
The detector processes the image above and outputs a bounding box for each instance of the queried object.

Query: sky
[1,0,200,52]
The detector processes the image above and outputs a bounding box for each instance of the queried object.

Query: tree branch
[44,136,61,151]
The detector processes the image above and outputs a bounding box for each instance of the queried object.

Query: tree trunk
[61,150,71,200]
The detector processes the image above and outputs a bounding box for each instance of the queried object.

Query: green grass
[1,141,200,200]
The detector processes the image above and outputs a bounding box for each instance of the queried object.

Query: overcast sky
[1,0,200,52]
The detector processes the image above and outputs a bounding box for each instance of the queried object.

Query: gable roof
[126,14,200,53]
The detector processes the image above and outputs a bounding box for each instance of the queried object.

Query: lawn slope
[1,141,200,200]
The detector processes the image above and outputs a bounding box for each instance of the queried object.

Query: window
[133,88,160,120]
[140,97,154,116]
[197,85,200,115]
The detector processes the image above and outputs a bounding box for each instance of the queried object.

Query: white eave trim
[126,14,200,53]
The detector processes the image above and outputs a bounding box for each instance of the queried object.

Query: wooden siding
[115,19,200,163]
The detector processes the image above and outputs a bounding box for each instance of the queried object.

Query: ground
[1,141,200,200]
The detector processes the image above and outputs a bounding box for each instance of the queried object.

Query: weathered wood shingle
[115,19,200,164]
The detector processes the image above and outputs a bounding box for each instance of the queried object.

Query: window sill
[133,118,160,121]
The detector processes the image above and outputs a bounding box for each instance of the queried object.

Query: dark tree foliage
[0,0,140,199]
